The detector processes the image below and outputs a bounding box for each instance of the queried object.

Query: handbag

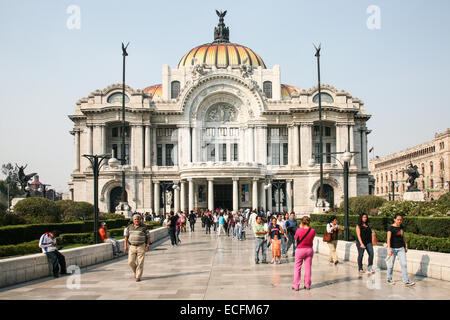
[296,228,311,248]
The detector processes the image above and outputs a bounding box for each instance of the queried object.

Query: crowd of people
[37,207,415,288]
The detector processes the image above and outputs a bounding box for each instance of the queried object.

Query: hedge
[0,240,41,258]
[0,218,130,246]
[307,223,450,253]
[309,214,450,238]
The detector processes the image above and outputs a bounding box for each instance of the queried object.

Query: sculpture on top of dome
[214,10,229,43]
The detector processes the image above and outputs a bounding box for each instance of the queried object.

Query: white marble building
[68,15,371,216]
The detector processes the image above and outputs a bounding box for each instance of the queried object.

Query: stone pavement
[0,228,449,300]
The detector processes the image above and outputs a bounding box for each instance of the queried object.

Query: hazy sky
[0,0,449,193]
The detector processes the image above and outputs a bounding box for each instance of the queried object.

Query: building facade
[369,129,450,201]
[68,15,371,216]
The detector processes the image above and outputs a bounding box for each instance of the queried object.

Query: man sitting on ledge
[99,222,122,257]
[39,231,69,278]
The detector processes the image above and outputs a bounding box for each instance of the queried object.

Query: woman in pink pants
[292,216,316,291]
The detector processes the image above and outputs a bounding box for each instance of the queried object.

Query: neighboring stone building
[369,129,450,201]
[68,14,371,216]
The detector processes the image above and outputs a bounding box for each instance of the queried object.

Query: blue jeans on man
[387,247,410,283]
[236,225,242,240]
[254,238,267,263]
[284,233,296,256]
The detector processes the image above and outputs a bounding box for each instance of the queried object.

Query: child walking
[272,234,282,264]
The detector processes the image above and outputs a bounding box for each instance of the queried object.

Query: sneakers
[387,279,395,285]
[404,281,415,287]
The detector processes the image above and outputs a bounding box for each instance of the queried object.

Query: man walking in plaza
[188,210,196,232]
[284,213,298,257]
[253,216,268,264]
[124,214,151,282]
[39,230,69,278]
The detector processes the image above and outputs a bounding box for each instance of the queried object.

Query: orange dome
[178,43,266,69]
[143,84,162,99]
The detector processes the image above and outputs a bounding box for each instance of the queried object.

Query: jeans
[45,250,67,276]
[285,233,296,256]
[254,238,267,263]
[236,225,242,240]
[356,242,374,271]
[387,247,410,283]
[231,226,236,238]
[189,222,195,232]
[293,248,314,289]
[176,229,181,244]
[169,228,177,245]
[105,238,120,255]
[206,224,211,234]
[281,235,286,255]
[214,222,218,232]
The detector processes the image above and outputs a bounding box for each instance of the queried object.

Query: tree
[0,163,24,203]
[55,200,94,222]
[13,197,60,224]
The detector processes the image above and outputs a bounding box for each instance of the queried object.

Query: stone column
[260,181,266,212]
[252,178,258,210]
[286,179,293,213]
[257,126,268,165]
[145,125,151,168]
[148,179,153,214]
[152,127,157,165]
[137,125,144,170]
[239,127,245,162]
[361,129,367,169]
[300,123,313,167]
[233,178,239,212]
[288,124,293,165]
[247,126,254,162]
[174,182,180,213]
[292,124,300,167]
[180,181,186,211]
[349,125,355,165]
[208,178,214,211]
[74,130,80,172]
[267,184,273,212]
[188,179,194,212]
[192,126,198,162]
[101,125,107,154]
[87,125,93,155]
[153,181,160,216]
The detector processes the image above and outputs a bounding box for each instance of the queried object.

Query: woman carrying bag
[292,216,316,291]
[324,216,341,265]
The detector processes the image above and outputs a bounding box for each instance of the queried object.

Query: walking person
[181,211,187,233]
[268,217,283,263]
[356,213,376,274]
[39,230,69,278]
[284,213,298,257]
[188,210,196,232]
[124,214,151,282]
[213,212,219,232]
[175,213,182,244]
[277,215,287,257]
[167,212,178,246]
[325,216,341,265]
[205,211,213,234]
[386,214,415,286]
[218,213,226,236]
[230,214,236,239]
[236,213,243,241]
[253,216,268,264]
[292,216,316,291]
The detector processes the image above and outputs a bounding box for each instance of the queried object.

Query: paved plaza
[0,229,449,300]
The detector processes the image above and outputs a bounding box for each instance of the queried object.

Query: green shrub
[0,218,130,246]
[0,240,41,258]
[2,213,26,226]
[56,200,94,222]
[337,195,387,216]
[0,201,6,217]
[379,200,448,218]
[14,197,60,224]
[99,212,126,220]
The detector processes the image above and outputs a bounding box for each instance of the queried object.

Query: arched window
[107,92,129,103]
[171,81,180,99]
[263,81,272,99]
[422,180,425,190]
[313,92,334,103]
[430,161,434,174]
[440,160,444,171]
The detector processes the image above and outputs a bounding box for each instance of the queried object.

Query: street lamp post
[38,184,51,199]
[309,151,354,241]
[82,153,111,244]
[390,181,400,201]
[120,42,129,209]
[314,44,325,206]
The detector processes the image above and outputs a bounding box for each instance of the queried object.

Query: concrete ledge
[0,227,169,288]
[313,237,450,281]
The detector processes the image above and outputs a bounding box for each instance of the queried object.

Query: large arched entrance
[109,187,122,213]
[317,184,335,208]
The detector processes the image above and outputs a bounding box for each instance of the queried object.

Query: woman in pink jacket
[292,216,316,291]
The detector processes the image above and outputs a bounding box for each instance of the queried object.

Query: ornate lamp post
[314,44,325,207]
[309,151,354,241]
[82,153,111,244]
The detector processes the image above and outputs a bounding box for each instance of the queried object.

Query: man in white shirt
[248,210,258,231]
[39,231,68,278]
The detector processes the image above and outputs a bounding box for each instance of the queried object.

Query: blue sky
[0,0,449,192]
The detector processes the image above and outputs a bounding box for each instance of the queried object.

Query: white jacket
[39,233,57,253]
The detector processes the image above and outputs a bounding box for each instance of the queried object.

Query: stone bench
[313,237,450,281]
[0,227,169,288]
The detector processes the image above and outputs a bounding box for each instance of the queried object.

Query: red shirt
[98,228,108,242]
[294,228,316,249]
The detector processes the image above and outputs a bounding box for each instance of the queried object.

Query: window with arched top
[313,92,334,103]
[107,92,129,103]
[421,163,425,174]
[430,161,434,174]
[171,81,180,99]
[263,81,272,98]
[440,160,444,171]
